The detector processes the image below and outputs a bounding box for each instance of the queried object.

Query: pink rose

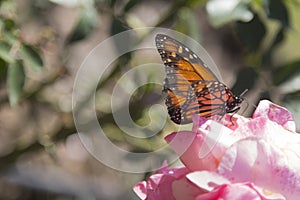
[133,161,204,200]
[133,100,300,200]
[187,171,285,200]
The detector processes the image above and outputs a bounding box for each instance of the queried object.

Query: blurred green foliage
[1,0,300,199]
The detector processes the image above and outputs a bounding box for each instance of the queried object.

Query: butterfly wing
[170,81,227,123]
[192,80,228,117]
[155,34,218,82]
[155,34,219,124]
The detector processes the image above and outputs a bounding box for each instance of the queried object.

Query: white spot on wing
[178,46,183,53]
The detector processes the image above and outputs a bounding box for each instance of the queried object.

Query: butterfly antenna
[250,101,257,109]
[239,89,248,97]
[238,89,257,116]
[239,89,257,108]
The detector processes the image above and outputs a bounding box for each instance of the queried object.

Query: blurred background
[1,0,300,199]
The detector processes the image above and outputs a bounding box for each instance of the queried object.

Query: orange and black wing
[155,34,219,124]
[156,34,243,124]
[155,34,218,83]
[171,81,228,123]
[191,81,228,118]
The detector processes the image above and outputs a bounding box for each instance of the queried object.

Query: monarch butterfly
[155,34,244,124]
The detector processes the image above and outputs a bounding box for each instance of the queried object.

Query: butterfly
[155,34,244,124]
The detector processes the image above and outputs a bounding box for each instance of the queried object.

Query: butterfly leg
[228,106,240,125]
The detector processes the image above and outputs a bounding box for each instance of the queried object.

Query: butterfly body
[155,34,243,124]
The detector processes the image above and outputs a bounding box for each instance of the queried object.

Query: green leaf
[267,0,289,27]
[1,31,18,46]
[7,60,25,106]
[236,14,266,51]
[19,44,43,71]
[186,0,206,8]
[0,42,14,63]
[4,18,15,31]
[0,58,7,81]
[231,66,258,95]
[66,7,97,44]
[206,0,254,27]
[272,60,300,86]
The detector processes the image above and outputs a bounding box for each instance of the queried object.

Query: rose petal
[134,100,300,200]
[253,100,295,132]
[165,121,233,171]
[196,184,261,200]
[133,164,206,200]
[133,166,188,200]
[196,183,285,200]
[218,138,300,200]
[187,171,230,191]
[187,171,285,200]
[133,181,147,200]
[165,131,217,171]
[172,176,205,200]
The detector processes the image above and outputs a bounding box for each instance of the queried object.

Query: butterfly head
[235,89,248,106]
[225,96,243,114]
[226,88,248,114]
[235,95,244,104]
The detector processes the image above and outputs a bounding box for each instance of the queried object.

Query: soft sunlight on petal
[134,100,300,200]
